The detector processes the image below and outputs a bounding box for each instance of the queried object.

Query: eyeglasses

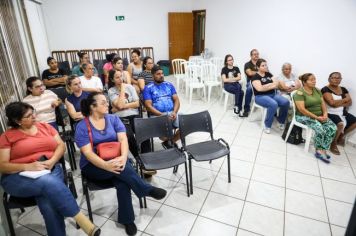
[33,84,45,89]
[95,100,109,106]
[22,110,36,119]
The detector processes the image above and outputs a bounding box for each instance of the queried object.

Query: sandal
[314,152,330,164]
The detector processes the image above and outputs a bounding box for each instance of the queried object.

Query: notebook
[19,170,51,179]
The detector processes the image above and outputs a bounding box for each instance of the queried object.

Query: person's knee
[337,122,344,131]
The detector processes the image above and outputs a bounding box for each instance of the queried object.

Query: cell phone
[38,155,48,162]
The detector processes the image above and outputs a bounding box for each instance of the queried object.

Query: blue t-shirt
[142,82,177,113]
[75,114,126,168]
[66,91,90,112]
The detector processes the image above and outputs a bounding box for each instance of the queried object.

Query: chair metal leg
[227,154,231,183]
[69,141,77,170]
[144,196,147,208]
[173,165,178,173]
[66,140,75,171]
[139,197,143,208]
[189,159,193,195]
[184,162,190,197]
[3,200,16,236]
[209,160,212,164]
[82,180,93,222]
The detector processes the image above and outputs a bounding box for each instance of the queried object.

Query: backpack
[281,121,304,145]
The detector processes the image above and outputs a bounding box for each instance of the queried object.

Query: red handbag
[84,118,121,160]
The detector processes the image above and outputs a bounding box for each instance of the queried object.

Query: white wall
[41,0,192,62]
[192,0,356,112]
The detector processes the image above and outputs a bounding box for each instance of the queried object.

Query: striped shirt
[23,90,58,123]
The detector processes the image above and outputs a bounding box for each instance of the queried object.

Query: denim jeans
[255,93,290,128]
[244,81,253,112]
[81,161,153,224]
[224,82,244,110]
[1,164,79,236]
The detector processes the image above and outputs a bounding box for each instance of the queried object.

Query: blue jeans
[224,82,244,110]
[255,93,290,128]
[1,164,79,236]
[81,161,153,224]
[244,81,253,112]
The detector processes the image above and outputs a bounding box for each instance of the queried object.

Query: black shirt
[221,66,240,85]
[251,72,275,96]
[244,60,258,82]
[41,68,67,88]
[321,86,348,113]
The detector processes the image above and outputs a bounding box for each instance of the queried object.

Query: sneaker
[264,128,271,134]
[239,111,249,117]
[233,107,241,115]
[148,187,167,200]
[124,223,137,236]
[314,152,330,164]
[278,123,285,130]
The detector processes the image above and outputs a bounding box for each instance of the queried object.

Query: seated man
[143,65,180,147]
[42,57,68,101]
[243,49,260,117]
[322,72,356,155]
[277,63,301,100]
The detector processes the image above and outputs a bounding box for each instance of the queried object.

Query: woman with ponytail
[72,51,98,77]
[293,73,337,163]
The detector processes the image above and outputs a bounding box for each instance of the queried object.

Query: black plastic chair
[2,157,77,236]
[179,110,231,194]
[134,115,190,197]
[81,153,144,223]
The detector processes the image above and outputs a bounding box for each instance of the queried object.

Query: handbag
[84,118,121,160]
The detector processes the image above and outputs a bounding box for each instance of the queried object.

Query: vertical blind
[0,0,34,133]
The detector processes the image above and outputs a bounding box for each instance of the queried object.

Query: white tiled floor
[8,75,356,235]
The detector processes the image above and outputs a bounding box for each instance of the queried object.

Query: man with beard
[143,65,181,148]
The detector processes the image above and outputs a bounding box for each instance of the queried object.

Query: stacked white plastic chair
[201,63,220,103]
[172,59,186,91]
[185,64,205,104]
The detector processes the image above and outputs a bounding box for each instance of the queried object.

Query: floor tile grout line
[283,139,288,236]
[344,151,356,178]
[316,153,333,236]
[235,119,264,235]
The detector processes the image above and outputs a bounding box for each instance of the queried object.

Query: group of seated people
[0,54,179,235]
[1,48,355,236]
[222,49,356,163]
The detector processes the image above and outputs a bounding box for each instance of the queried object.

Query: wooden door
[168,13,193,61]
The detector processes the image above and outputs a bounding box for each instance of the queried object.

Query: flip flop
[314,152,330,164]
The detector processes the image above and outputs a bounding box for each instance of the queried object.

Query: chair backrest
[118,48,130,61]
[189,56,204,65]
[134,116,174,147]
[290,90,298,116]
[51,50,67,62]
[66,50,79,69]
[105,48,118,55]
[185,65,202,85]
[179,110,214,147]
[210,57,224,77]
[201,63,218,83]
[142,47,154,61]
[172,59,186,76]
[93,49,106,61]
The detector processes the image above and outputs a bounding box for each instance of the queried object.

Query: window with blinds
[0,0,36,133]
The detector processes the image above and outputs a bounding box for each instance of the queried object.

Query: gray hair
[282,63,292,70]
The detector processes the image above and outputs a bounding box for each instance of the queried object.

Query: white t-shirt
[79,76,103,90]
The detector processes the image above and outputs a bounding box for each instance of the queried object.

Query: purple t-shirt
[75,114,126,168]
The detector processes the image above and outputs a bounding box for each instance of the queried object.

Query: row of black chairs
[2,110,231,235]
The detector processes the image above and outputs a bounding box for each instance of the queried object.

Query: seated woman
[102,53,117,87]
[65,75,90,124]
[277,63,301,100]
[109,57,132,88]
[72,51,98,77]
[75,92,166,235]
[321,72,356,154]
[0,102,100,236]
[79,63,103,93]
[127,49,143,92]
[221,54,244,116]
[23,76,61,130]
[137,56,154,92]
[42,57,68,101]
[251,59,290,134]
[294,73,337,163]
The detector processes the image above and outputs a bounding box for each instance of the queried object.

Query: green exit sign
[115,16,125,21]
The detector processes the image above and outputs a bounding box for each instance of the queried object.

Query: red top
[0,122,58,163]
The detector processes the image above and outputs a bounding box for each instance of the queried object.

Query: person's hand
[42,159,56,170]
[317,116,327,123]
[25,162,47,171]
[114,156,127,172]
[169,112,177,120]
[104,159,122,174]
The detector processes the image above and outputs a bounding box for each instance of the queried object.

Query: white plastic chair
[285,91,313,152]
[189,56,204,65]
[210,57,224,79]
[248,81,267,127]
[185,65,205,104]
[201,63,220,103]
[172,59,186,91]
